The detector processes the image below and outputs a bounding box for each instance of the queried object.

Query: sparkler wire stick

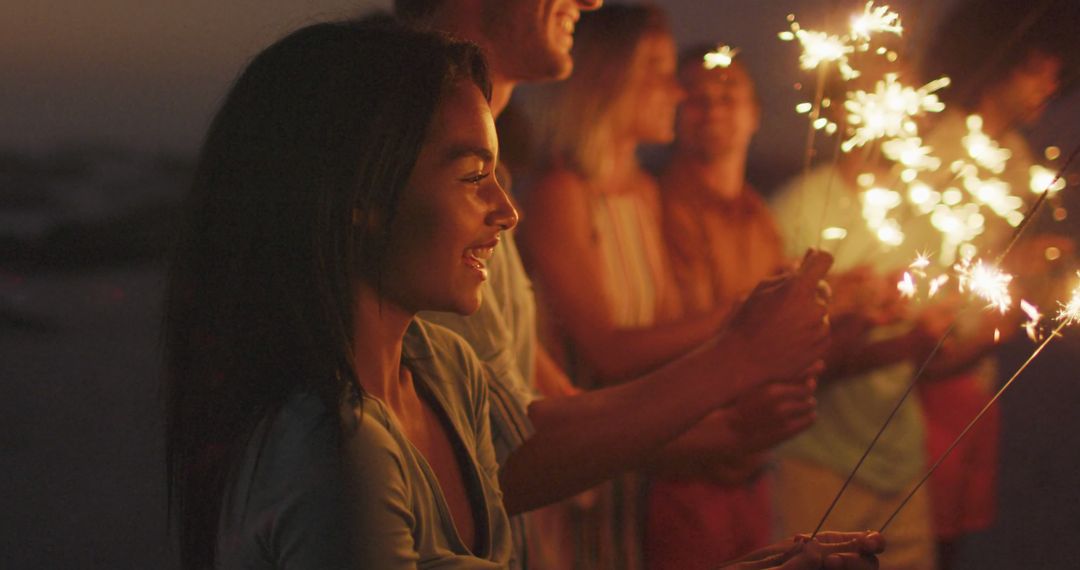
[879,319,1068,532]
[996,142,1080,263]
[809,321,957,538]
[796,64,830,247]
[815,117,848,250]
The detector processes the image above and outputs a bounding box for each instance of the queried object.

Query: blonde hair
[528,3,669,180]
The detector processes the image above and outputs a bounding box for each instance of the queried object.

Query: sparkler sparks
[779,21,859,79]
[703,45,739,69]
[882,137,941,171]
[842,74,950,152]
[962,115,1011,174]
[898,271,917,298]
[1030,164,1067,195]
[928,275,949,298]
[910,252,931,272]
[821,226,848,241]
[1020,299,1043,341]
[956,258,1013,313]
[850,1,903,41]
[1056,275,1080,326]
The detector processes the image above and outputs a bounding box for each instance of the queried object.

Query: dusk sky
[3,0,1075,161]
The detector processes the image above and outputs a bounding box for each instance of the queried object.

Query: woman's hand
[721,531,885,569]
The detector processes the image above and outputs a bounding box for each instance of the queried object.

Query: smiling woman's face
[371,80,518,316]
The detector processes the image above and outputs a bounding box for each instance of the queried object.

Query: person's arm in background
[499,250,835,515]
[520,169,729,384]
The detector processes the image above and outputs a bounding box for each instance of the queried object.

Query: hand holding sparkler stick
[718,530,885,569]
[728,250,834,384]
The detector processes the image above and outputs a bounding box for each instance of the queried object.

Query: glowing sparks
[962,115,1011,174]
[910,252,932,272]
[1056,275,1080,326]
[882,137,941,171]
[1029,164,1067,195]
[704,45,739,69]
[842,74,950,152]
[898,271,917,298]
[956,258,1013,314]
[1020,299,1043,341]
[850,1,903,41]
[928,275,949,298]
[780,21,859,79]
[821,226,848,241]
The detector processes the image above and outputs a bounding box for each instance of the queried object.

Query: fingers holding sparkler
[729,250,834,384]
[719,530,885,570]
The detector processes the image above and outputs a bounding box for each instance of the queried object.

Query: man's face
[481,0,601,82]
[999,50,1062,125]
[675,60,760,160]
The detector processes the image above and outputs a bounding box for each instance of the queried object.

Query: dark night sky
[3,0,1076,171]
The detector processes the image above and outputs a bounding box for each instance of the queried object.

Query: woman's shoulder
[406,319,490,412]
[246,392,402,483]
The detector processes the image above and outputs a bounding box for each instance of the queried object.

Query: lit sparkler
[842,74,950,152]
[779,20,859,80]
[1020,299,1043,341]
[703,45,739,69]
[1057,275,1080,326]
[898,271,917,298]
[882,280,1080,533]
[955,257,1014,314]
[850,1,903,41]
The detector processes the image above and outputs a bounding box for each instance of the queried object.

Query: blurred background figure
[768,85,944,570]
[521,6,700,567]
[916,1,1080,568]
[646,45,815,569]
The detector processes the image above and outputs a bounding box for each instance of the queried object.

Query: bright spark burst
[703,45,739,69]
[956,258,1014,314]
[780,21,859,79]
[1020,299,1043,341]
[1057,275,1080,326]
[910,252,932,272]
[842,74,950,152]
[850,1,903,41]
[898,271,917,298]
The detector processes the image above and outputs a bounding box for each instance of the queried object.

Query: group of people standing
[162,0,1075,569]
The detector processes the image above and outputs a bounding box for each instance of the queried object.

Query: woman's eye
[462,171,490,184]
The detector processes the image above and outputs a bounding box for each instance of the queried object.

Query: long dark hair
[163,19,489,568]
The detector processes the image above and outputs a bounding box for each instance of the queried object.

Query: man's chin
[513,49,572,82]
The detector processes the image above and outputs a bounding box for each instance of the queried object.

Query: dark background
[2,1,1078,567]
